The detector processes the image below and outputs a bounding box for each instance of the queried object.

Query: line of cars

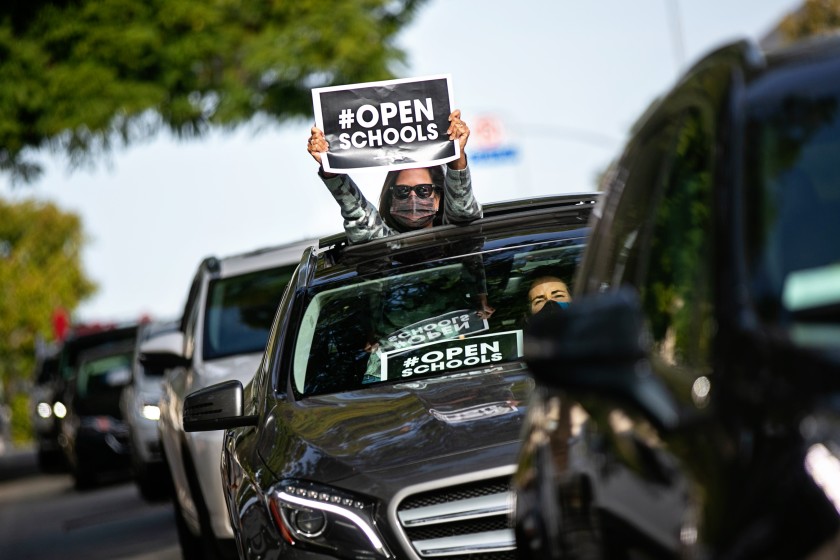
[29,31,840,560]
[164,32,838,560]
[32,322,142,486]
[32,240,319,536]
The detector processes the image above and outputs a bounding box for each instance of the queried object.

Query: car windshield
[203,266,295,360]
[77,352,133,399]
[292,236,586,397]
[746,59,840,344]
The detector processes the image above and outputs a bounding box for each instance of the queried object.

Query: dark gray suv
[180,194,597,560]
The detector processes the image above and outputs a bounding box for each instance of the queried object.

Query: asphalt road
[0,447,181,560]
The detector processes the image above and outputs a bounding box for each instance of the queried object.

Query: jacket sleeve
[319,171,393,244]
[443,162,483,224]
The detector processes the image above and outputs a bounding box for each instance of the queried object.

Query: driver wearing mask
[527,276,572,316]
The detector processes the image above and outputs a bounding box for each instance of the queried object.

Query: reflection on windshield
[203,266,294,360]
[292,239,585,397]
[77,352,133,398]
[747,83,840,331]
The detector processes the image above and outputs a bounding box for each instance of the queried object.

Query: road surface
[0,447,181,560]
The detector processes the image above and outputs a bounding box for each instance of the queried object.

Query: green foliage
[9,393,32,445]
[780,0,840,43]
[0,0,427,184]
[0,197,96,440]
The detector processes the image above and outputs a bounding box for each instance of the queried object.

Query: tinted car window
[746,61,840,340]
[291,238,585,397]
[77,352,132,399]
[585,121,679,294]
[203,266,294,360]
[641,108,714,374]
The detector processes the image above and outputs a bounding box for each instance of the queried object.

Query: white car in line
[121,319,180,501]
[144,239,316,560]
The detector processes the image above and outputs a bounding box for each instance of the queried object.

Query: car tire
[37,447,67,473]
[136,464,172,502]
[72,461,97,490]
[172,490,206,560]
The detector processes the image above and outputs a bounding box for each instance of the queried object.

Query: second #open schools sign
[312,74,459,173]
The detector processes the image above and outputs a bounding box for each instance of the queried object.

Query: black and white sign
[379,309,487,352]
[312,74,459,173]
[380,330,523,381]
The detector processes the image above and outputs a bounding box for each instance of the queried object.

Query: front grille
[396,476,515,559]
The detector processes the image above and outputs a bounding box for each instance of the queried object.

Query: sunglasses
[391,184,440,200]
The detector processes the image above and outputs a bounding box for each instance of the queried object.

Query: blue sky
[1,0,800,322]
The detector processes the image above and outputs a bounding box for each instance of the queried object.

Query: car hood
[260,365,533,484]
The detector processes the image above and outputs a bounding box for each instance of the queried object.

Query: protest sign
[379,309,487,352]
[380,330,523,381]
[312,74,459,173]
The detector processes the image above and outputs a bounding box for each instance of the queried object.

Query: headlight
[37,402,53,419]
[142,404,161,421]
[53,401,67,419]
[269,480,391,559]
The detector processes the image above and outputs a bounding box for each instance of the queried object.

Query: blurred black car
[171,195,597,560]
[55,323,140,488]
[513,35,840,559]
[61,342,135,488]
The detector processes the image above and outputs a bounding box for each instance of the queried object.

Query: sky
[0,0,801,324]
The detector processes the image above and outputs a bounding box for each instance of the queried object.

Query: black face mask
[538,300,569,314]
[524,300,569,329]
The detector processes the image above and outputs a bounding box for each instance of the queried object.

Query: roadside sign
[470,114,518,165]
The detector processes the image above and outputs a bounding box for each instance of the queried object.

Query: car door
[566,103,718,557]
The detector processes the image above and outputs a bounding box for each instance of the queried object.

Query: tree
[0,0,427,184]
[0,197,96,441]
[779,0,840,43]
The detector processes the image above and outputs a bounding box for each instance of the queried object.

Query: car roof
[77,339,135,364]
[209,236,322,279]
[762,31,840,70]
[308,192,598,286]
[59,323,140,376]
[62,323,139,356]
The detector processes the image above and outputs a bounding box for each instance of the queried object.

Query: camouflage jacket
[320,164,482,244]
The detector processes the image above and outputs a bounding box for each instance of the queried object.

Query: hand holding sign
[446,109,470,171]
[307,126,337,178]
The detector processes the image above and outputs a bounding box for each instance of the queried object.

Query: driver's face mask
[537,300,569,314]
[525,300,569,329]
[390,195,438,229]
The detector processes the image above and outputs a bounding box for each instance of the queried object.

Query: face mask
[525,300,569,329]
[391,196,437,229]
[537,300,569,315]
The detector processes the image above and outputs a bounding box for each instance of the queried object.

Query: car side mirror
[524,287,681,431]
[138,331,190,370]
[183,380,258,432]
